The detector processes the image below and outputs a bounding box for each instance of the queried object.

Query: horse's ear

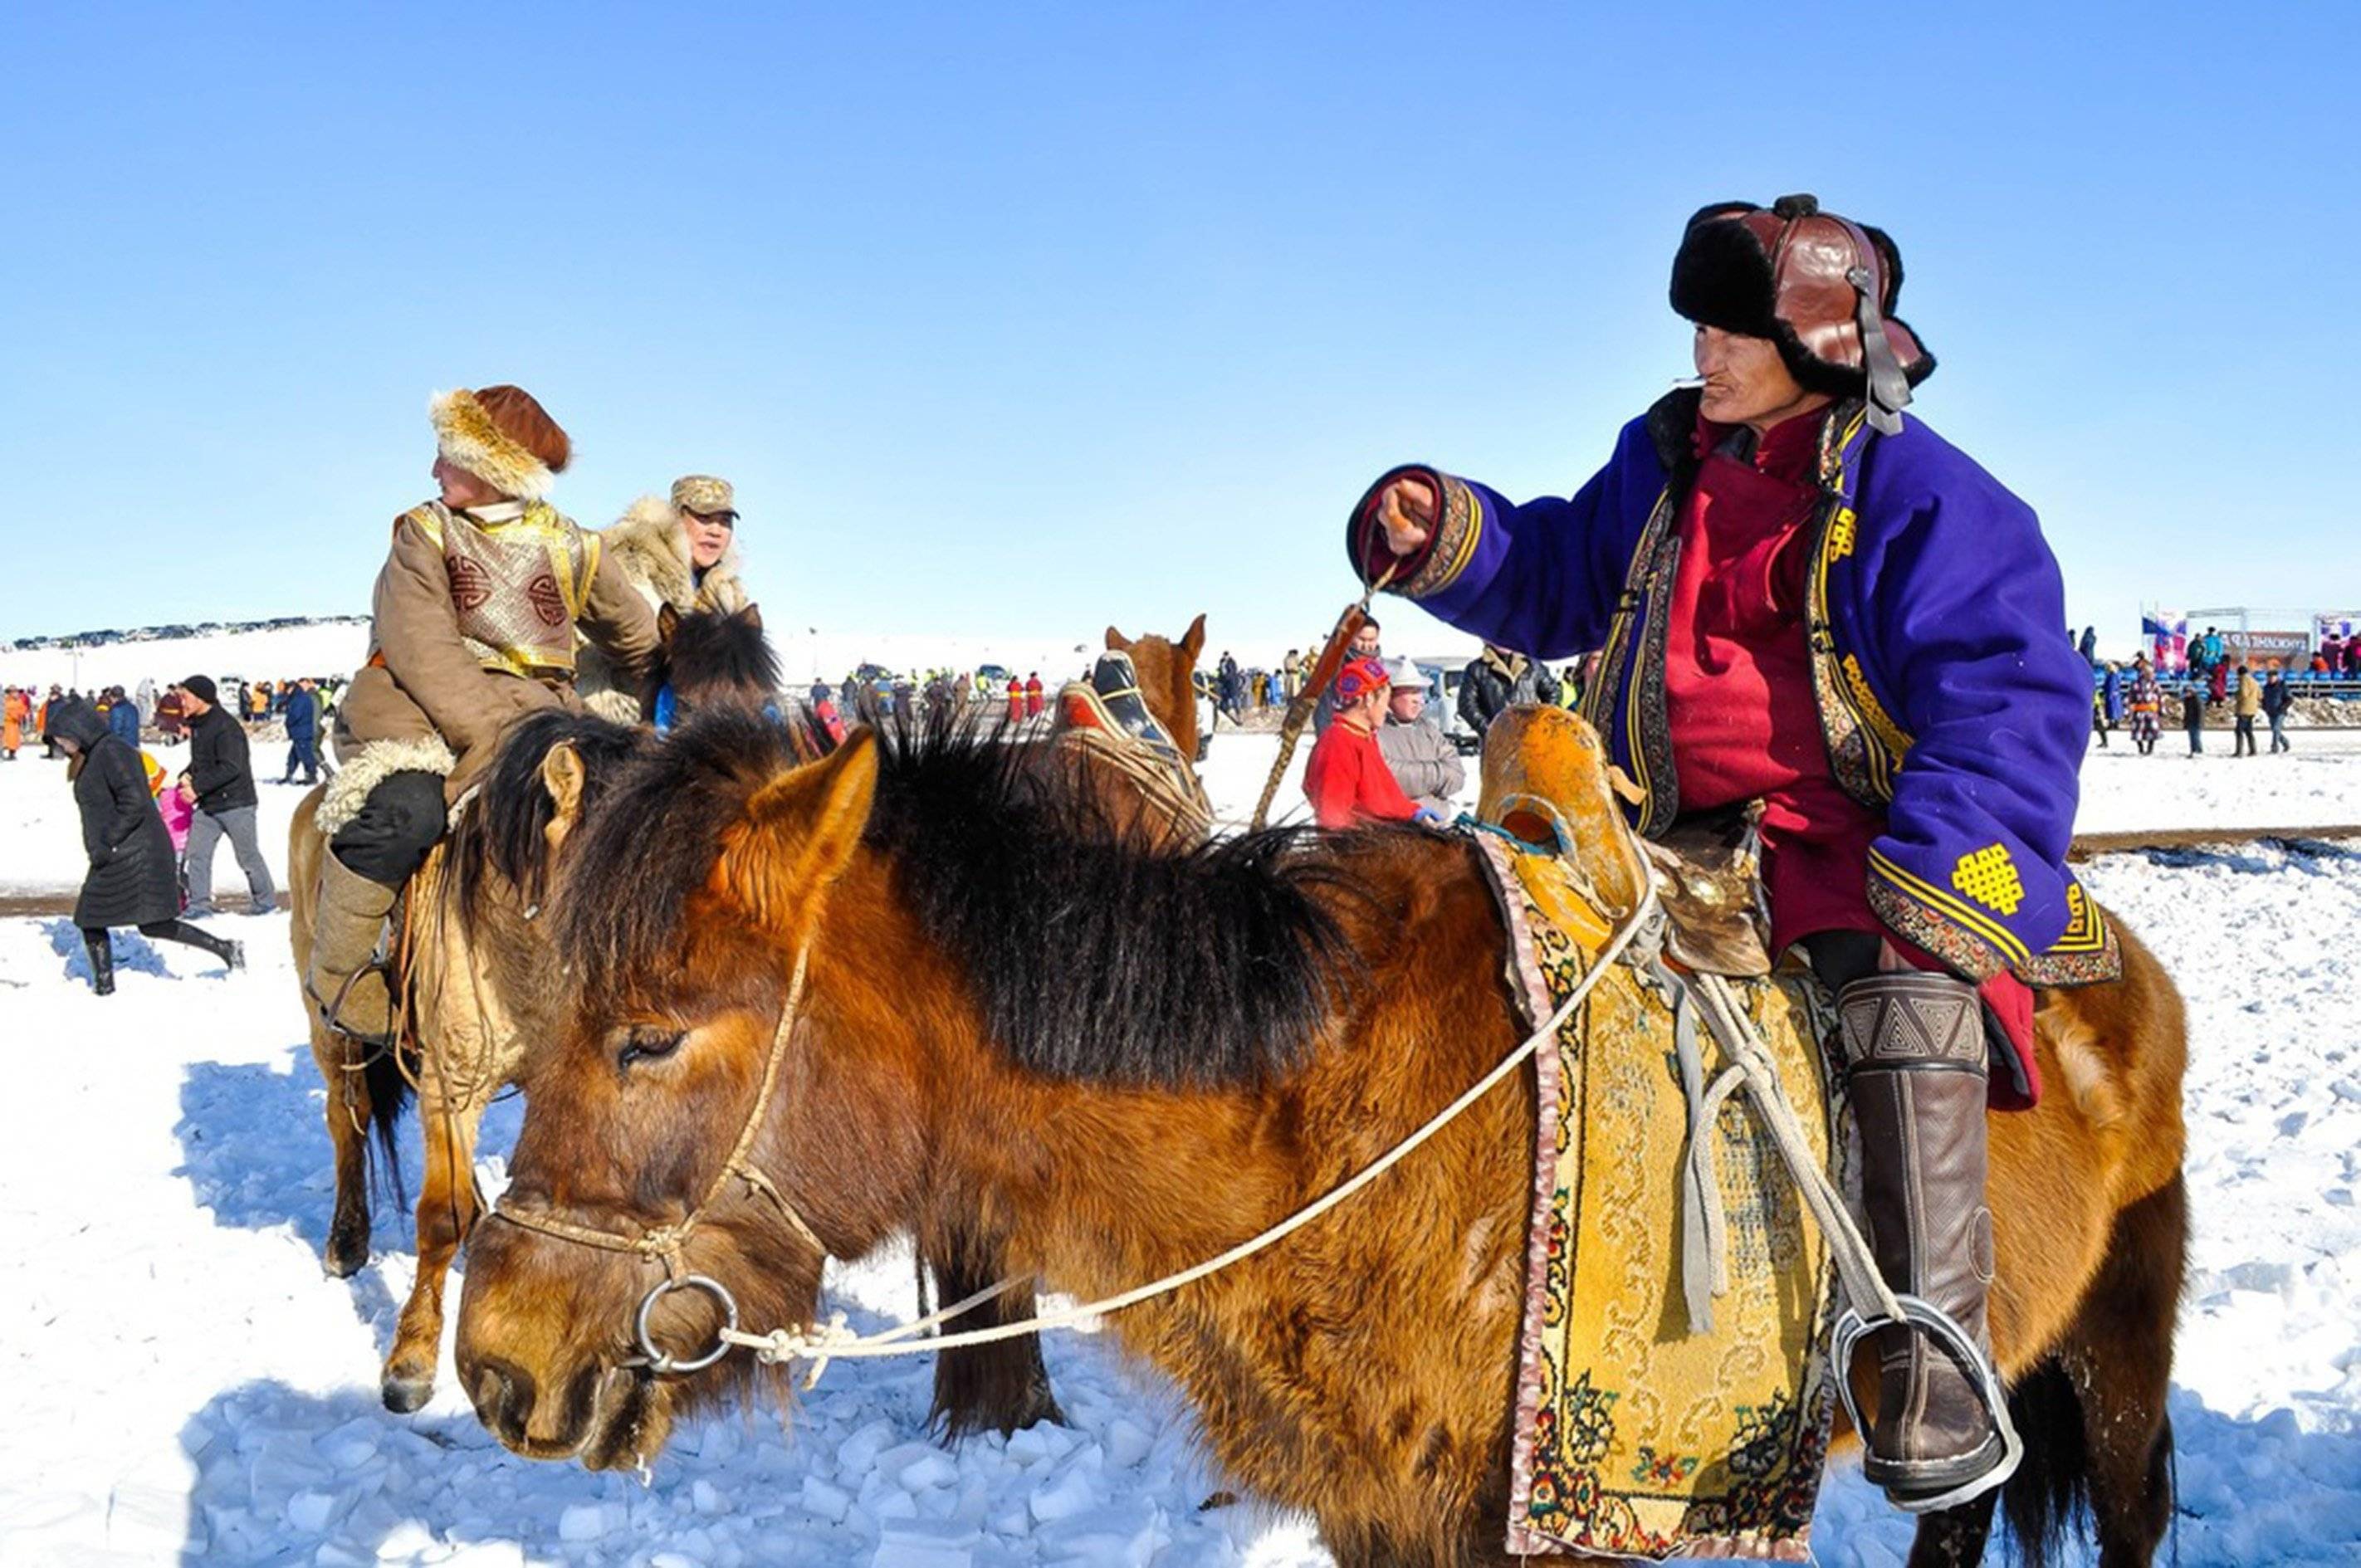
[540,741,586,853]
[657,602,682,645]
[711,730,880,938]
[1180,613,1207,661]
[1104,625,1130,651]
[741,603,763,632]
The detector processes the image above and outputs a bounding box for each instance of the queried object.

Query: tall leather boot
[1837,970,2008,1504]
[84,931,115,996]
[308,853,398,1044]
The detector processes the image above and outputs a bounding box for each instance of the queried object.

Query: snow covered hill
[2,719,2357,1564]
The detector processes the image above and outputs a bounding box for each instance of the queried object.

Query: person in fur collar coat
[606,475,750,616]
[310,385,657,1045]
[575,476,753,716]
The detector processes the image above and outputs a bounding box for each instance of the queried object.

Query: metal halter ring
[633,1274,741,1375]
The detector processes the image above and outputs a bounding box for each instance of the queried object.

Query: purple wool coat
[1350,391,2119,987]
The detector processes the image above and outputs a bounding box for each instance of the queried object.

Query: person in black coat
[1456,643,1564,739]
[178,674,276,916]
[43,701,242,994]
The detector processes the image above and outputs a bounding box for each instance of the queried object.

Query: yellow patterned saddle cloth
[1474,830,1848,1562]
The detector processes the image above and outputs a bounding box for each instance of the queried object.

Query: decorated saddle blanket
[1474,833,1849,1561]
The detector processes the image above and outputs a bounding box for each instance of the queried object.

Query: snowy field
[2,664,2359,1563]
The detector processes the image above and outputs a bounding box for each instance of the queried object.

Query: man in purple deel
[1347,195,2123,1512]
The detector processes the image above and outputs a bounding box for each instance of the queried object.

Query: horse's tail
[1999,1172,2186,1566]
[363,1041,414,1209]
[1997,1359,2093,1565]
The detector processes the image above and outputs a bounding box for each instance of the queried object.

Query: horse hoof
[324,1236,369,1279]
[381,1368,435,1414]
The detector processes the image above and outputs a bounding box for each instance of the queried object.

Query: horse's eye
[618,1029,687,1070]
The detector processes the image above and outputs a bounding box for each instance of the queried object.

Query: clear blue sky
[3,2,2354,657]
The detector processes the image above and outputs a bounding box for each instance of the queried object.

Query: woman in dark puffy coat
[44,701,242,994]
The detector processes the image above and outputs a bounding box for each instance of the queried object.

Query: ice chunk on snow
[801,1473,853,1524]
[870,1519,978,1568]
[1028,1465,1099,1522]
[556,1501,609,1541]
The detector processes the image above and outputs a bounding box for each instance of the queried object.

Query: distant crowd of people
[2090,651,2301,758]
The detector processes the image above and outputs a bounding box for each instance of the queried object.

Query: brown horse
[291,608,1210,1421]
[453,711,2185,1565]
[286,607,779,1410]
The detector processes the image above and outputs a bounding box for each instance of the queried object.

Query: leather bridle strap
[486,943,828,1278]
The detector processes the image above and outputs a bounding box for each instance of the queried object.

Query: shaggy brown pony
[453,712,2186,1566]
[286,608,773,1410]
[290,608,1209,1426]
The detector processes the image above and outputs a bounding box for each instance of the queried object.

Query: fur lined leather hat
[429,385,571,501]
[1669,194,1933,433]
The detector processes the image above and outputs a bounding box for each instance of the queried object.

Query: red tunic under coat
[1661,408,2036,1104]
[1303,720,1420,829]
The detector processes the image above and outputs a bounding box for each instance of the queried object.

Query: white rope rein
[718,882,1665,1381]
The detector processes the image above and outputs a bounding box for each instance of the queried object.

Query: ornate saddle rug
[1476,833,1849,1561]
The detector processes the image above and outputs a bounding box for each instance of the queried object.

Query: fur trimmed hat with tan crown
[429,384,571,501]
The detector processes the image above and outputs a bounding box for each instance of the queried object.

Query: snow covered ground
[2,701,2359,1563]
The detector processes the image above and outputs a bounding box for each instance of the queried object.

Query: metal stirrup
[1830,1293,2025,1514]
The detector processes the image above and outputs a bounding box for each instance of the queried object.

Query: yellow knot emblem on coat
[1952,844,2026,916]
[1827,507,1858,559]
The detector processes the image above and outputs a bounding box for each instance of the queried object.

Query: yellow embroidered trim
[1840,654,1912,774]
[1827,507,1857,560]
[403,504,447,550]
[2047,881,2110,955]
[1951,843,2026,915]
[1432,476,1485,592]
[1868,847,2031,964]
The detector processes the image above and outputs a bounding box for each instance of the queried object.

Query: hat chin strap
[1847,265,1914,436]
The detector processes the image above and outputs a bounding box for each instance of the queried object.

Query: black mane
[645,606,780,711]
[451,709,650,926]
[556,706,1359,1090]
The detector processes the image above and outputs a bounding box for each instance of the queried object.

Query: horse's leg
[1905,1492,1999,1567]
[923,1216,1064,1440]
[2055,1174,2185,1567]
[314,1018,375,1278]
[291,796,375,1279]
[381,1083,485,1412]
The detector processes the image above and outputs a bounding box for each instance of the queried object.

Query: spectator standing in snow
[43,701,242,994]
[2,687,25,760]
[280,677,320,785]
[2207,659,2229,706]
[2182,686,2206,755]
[2127,657,2162,755]
[1025,673,1044,720]
[2232,663,2262,756]
[177,675,276,917]
[2101,662,2124,727]
[2261,667,2293,753]
[104,687,140,746]
[1373,659,1464,817]
[1282,651,1303,703]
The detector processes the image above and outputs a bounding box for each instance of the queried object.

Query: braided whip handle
[1249,599,1371,832]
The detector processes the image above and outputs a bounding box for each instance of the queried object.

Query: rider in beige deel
[310,385,659,1043]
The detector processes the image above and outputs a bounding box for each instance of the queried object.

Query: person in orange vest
[1024,672,1044,720]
